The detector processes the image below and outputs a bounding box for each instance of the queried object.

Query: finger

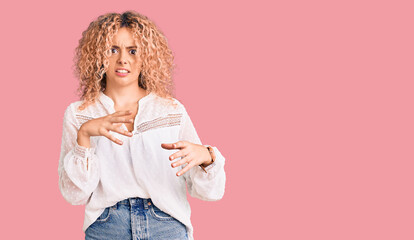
[101,128,124,145]
[171,155,190,168]
[169,149,189,161]
[109,116,134,124]
[174,141,186,149]
[177,161,195,176]
[161,143,175,150]
[109,125,133,137]
[112,122,123,127]
[161,141,186,150]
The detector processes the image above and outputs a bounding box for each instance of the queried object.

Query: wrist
[201,159,213,167]
[78,126,90,138]
[200,145,215,167]
[77,128,91,148]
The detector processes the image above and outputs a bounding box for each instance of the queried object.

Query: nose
[117,57,127,64]
[117,51,127,64]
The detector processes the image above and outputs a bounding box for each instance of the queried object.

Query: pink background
[1,0,413,239]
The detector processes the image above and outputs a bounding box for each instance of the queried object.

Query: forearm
[59,103,100,205]
[77,127,91,148]
[185,146,226,201]
[77,128,91,170]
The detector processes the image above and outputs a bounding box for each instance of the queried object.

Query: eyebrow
[111,45,137,49]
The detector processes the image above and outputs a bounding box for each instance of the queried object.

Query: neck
[103,85,148,107]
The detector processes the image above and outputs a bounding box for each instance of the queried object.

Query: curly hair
[72,11,177,111]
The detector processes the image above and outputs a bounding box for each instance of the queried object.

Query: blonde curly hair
[73,11,177,111]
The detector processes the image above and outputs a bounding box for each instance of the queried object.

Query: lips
[115,68,130,73]
[114,68,130,77]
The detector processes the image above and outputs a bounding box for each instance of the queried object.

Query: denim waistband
[113,196,153,210]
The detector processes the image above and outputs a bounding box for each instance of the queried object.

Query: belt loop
[143,199,149,209]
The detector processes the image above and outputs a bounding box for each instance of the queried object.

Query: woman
[58,11,226,240]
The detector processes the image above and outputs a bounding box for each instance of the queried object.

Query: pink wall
[1,0,413,239]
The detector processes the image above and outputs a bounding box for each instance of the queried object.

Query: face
[105,27,143,88]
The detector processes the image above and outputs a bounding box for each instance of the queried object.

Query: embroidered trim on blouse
[74,142,87,159]
[135,113,183,134]
[76,114,94,127]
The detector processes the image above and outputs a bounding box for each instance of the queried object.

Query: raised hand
[78,110,134,145]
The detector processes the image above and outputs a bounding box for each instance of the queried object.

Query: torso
[111,91,150,132]
[114,102,138,132]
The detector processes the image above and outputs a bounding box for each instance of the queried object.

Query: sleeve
[178,105,226,201]
[57,104,101,205]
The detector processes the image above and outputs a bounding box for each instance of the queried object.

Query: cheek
[133,59,143,69]
[133,56,142,63]
[107,59,117,69]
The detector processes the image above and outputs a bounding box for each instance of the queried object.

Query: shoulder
[134,93,188,125]
[71,97,108,115]
[63,101,81,117]
[64,100,91,116]
[62,100,85,125]
[149,93,186,114]
[63,100,103,126]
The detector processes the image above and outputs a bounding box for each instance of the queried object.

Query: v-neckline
[99,91,154,134]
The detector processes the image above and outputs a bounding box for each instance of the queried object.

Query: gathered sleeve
[57,104,101,205]
[178,105,226,201]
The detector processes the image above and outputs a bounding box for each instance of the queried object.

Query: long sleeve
[178,106,226,201]
[58,104,101,205]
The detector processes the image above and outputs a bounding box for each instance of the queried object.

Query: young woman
[58,11,226,240]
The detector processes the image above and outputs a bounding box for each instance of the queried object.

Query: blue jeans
[85,197,188,240]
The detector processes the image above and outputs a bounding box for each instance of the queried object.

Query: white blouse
[58,91,226,240]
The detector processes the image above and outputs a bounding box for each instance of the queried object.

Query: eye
[111,48,118,54]
[130,49,137,55]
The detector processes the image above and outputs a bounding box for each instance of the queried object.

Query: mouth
[115,68,130,77]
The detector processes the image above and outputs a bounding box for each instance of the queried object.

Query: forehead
[111,28,137,46]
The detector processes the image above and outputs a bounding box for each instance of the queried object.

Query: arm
[57,104,101,205]
[178,106,226,201]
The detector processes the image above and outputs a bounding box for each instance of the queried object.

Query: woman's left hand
[161,141,212,176]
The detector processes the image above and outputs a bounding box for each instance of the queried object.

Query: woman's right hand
[78,110,134,145]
